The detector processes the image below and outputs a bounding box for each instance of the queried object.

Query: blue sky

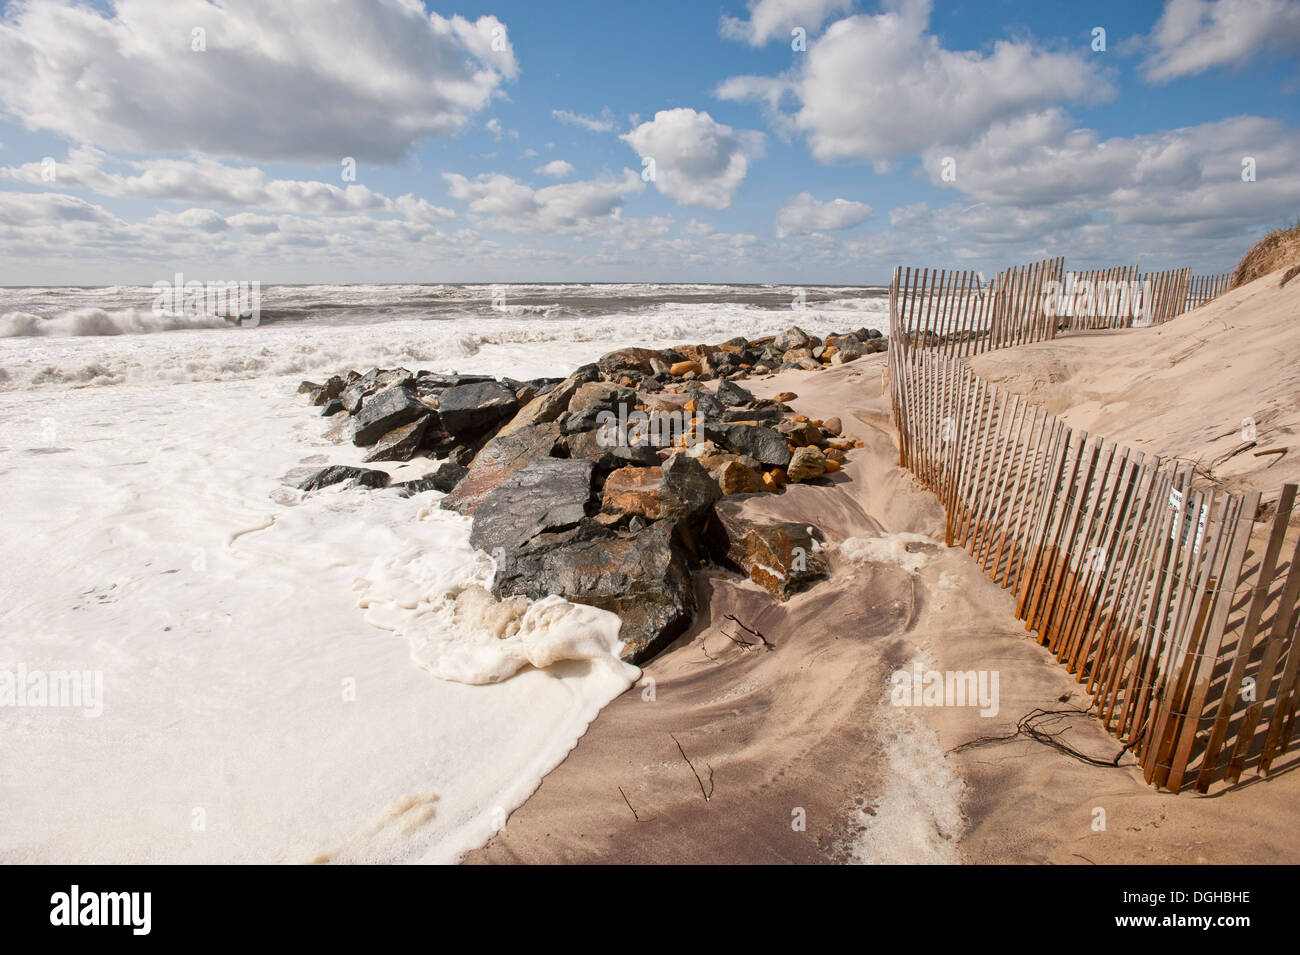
[0,0,1297,285]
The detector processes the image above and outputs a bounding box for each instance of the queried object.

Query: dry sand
[465,274,1300,864]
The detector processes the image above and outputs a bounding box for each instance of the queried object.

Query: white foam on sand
[840,532,939,575]
[0,373,635,864]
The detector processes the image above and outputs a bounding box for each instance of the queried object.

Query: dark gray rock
[342,368,412,414]
[491,519,695,664]
[439,420,563,515]
[310,375,346,407]
[703,423,793,469]
[320,398,344,416]
[658,453,720,525]
[436,380,519,439]
[362,415,433,463]
[468,457,595,556]
[564,428,662,473]
[351,384,428,446]
[561,381,636,433]
[715,378,755,407]
[393,461,469,496]
[295,465,390,492]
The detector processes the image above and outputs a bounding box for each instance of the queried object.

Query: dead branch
[670,732,714,801]
[724,613,775,650]
[947,707,1135,768]
[618,786,640,822]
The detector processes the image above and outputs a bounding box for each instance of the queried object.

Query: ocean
[0,283,888,863]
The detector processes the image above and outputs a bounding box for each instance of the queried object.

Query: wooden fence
[888,261,1299,791]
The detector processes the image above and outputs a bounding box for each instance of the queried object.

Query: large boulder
[436,380,519,439]
[440,421,562,515]
[705,508,827,600]
[468,457,595,557]
[704,423,793,470]
[658,453,720,524]
[341,368,412,414]
[561,381,636,433]
[787,445,827,482]
[773,326,811,353]
[351,384,429,446]
[596,347,663,379]
[362,415,433,463]
[495,370,592,438]
[715,378,754,407]
[602,465,662,519]
[491,520,696,663]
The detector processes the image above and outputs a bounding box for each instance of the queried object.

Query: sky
[0,0,1297,285]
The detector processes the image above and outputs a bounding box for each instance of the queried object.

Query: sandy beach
[467,268,1300,865]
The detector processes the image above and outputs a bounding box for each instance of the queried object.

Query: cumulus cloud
[775,192,872,236]
[1140,0,1300,83]
[0,0,517,163]
[621,108,764,209]
[443,169,645,232]
[720,0,853,45]
[552,109,617,133]
[534,160,575,179]
[922,110,1300,230]
[0,147,456,220]
[717,0,1109,164]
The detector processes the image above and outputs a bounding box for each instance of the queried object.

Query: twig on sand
[670,732,714,801]
[618,786,640,822]
[947,707,1134,768]
[1254,446,1288,467]
[724,613,775,650]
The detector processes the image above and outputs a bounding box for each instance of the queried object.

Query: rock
[596,347,663,378]
[824,459,841,473]
[496,370,592,438]
[777,418,822,447]
[298,380,319,395]
[721,407,783,424]
[715,378,755,407]
[772,391,798,403]
[714,460,766,495]
[705,507,828,600]
[311,375,346,406]
[773,327,811,353]
[440,421,563,515]
[362,415,433,463]
[342,368,412,414]
[561,381,636,433]
[768,467,789,488]
[392,461,469,496]
[684,388,725,422]
[602,465,662,519]
[295,465,390,492]
[669,360,702,377]
[492,520,695,664]
[564,428,662,473]
[436,380,519,439]
[351,385,429,446]
[658,453,720,525]
[704,423,793,470]
[787,445,827,482]
[468,457,595,557]
[823,416,842,436]
[320,398,344,416]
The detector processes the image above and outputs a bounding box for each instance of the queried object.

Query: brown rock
[824,459,841,473]
[705,507,828,600]
[823,416,842,436]
[772,391,798,402]
[670,360,702,377]
[824,447,847,464]
[439,421,562,515]
[787,446,827,482]
[768,467,789,488]
[714,460,766,495]
[602,465,662,519]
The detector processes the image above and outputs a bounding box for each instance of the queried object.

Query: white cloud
[775,192,872,236]
[534,160,575,179]
[922,111,1300,230]
[717,0,1109,164]
[551,109,617,133]
[720,0,853,45]
[485,118,519,141]
[443,169,645,232]
[1140,0,1300,83]
[0,147,456,220]
[0,0,517,163]
[621,108,764,209]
